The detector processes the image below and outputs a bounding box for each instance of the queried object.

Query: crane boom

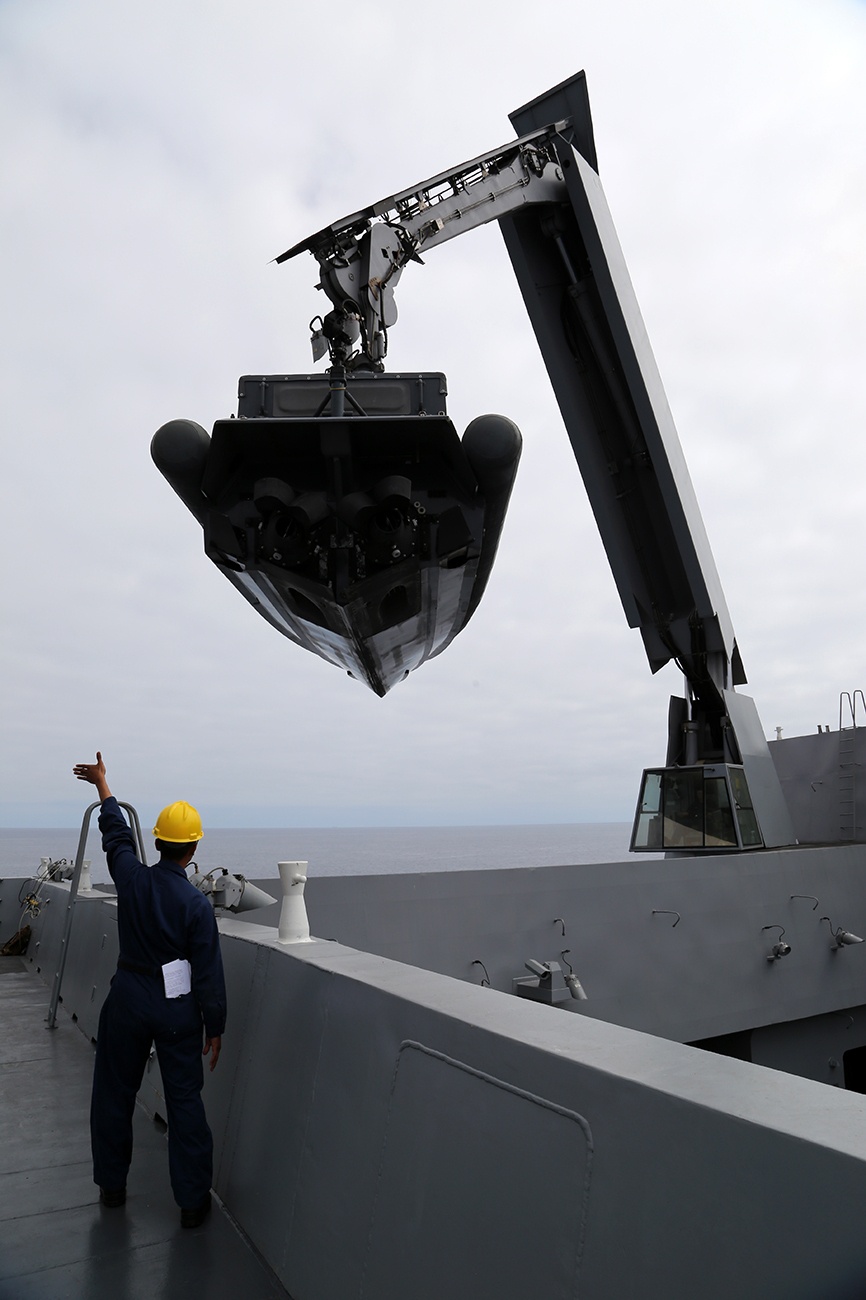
[277,71,795,849]
[278,77,742,715]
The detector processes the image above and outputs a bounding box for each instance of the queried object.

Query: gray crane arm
[276,75,743,723]
[275,125,569,368]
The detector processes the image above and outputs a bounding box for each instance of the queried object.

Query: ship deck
[0,956,291,1300]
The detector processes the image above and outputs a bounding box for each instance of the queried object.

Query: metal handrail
[839,691,865,731]
[46,800,146,1030]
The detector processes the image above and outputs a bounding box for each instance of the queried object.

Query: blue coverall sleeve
[188,903,227,1038]
[98,796,143,884]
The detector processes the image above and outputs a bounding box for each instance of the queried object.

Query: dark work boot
[99,1186,127,1208]
[180,1193,212,1229]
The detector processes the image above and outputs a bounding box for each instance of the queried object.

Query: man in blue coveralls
[73,752,227,1229]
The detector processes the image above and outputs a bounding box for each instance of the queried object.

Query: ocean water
[0,822,646,886]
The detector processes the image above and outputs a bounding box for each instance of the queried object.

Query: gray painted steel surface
[723,690,797,846]
[500,139,739,691]
[278,845,866,1051]
[7,871,866,1298]
[770,725,865,844]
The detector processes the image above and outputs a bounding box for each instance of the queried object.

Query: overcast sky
[1,0,864,828]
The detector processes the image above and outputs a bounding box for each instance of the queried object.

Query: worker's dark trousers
[91,970,213,1208]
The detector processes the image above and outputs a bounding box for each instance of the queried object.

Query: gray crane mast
[277,73,794,852]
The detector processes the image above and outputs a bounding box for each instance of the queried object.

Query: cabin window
[631,765,764,852]
[662,769,704,848]
[704,777,738,848]
[633,772,663,848]
[729,766,762,847]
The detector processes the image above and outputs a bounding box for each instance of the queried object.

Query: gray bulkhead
[770,724,865,845]
[6,862,866,1299]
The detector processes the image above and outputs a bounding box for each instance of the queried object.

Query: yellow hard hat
[152,801,204,843]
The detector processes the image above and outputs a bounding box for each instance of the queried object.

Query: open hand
[73,752,111,801]
[73,751,105,785]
